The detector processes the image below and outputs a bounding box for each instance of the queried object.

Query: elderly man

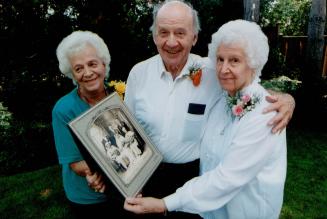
[124,1,294,218]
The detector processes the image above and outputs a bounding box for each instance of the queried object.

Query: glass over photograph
[89,108,152,185]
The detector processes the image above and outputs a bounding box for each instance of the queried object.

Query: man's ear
[192,34,198,46]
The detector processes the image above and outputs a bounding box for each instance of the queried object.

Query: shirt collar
[158,54,201,80]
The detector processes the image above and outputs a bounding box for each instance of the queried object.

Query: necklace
[78,88,107,106]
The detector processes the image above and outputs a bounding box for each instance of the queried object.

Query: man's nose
[166,34,178,47]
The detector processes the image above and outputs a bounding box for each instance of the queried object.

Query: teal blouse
[52,88,107,204]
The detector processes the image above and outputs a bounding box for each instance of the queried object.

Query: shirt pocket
[181,112,205,142]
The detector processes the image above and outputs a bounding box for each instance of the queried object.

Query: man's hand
[124,196,166,214]
[264,93,295,133]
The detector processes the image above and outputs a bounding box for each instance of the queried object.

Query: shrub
[0,102,12,133]
[0,105,57,175]
[261,75,302,93]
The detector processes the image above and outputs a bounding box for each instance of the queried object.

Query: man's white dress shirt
[124,54,221,163]
[164,82,287,219]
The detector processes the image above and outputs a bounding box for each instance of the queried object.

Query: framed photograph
[69,92,163,198]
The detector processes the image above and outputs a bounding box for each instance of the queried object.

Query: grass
[0,129,326,218]
[0,165,73,219]
[280,129,327,219]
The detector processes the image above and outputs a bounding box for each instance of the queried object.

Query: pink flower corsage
[227,92,260,119]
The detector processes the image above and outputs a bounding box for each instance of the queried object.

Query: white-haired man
[124,1,295,218]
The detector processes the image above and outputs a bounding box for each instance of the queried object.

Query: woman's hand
[70,160,106,193]
[124,197,166,214]
[85,170,106,193]
[264,93,295,133]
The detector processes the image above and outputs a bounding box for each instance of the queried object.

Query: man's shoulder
[202,57,215,70]
[131,54,160,70]
[189,53,203,59]
[128,54,161,81]
[188,55,215,73]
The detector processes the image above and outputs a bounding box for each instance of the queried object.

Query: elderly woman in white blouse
[124,19,287,219]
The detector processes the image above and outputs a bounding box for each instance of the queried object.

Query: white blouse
[164,82,287,219]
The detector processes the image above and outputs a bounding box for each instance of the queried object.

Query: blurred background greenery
[0,0,326,218]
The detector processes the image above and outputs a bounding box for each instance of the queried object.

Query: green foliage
[261,76,302,93]
[0,120,57,176]
[260,0,312,35]
[0,102,12,133]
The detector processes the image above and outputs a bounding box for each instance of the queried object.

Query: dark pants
[69,197,153,219]
[69,199,124,218]
[69,160,202,219]
[139,159,202,219]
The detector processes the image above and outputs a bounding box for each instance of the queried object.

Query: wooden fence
[278,35,327,77]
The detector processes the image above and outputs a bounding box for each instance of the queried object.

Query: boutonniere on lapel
[187,64,202,87]
[227,92,261,119]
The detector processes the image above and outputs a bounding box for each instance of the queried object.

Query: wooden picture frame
[69,92,162,197]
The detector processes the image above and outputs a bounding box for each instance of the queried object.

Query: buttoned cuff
[163,193,181,212]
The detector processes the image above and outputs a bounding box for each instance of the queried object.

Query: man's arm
[264,91,296,133]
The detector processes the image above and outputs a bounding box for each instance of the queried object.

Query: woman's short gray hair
[56,30,111,81]
[208,19,269,79]
[150,0,201,36]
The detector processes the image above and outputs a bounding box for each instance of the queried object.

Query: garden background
[0,0,326,218]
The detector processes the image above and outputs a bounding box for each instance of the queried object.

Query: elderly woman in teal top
[124,19,287,219]
[52,31,124,217]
